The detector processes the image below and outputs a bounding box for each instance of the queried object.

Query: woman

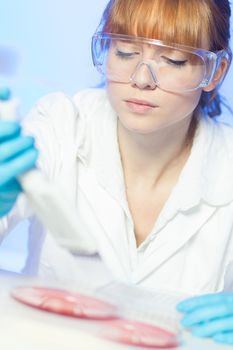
[0,0,233,345]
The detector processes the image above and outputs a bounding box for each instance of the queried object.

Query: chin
[118,113,167,134]
[119,120,167,135]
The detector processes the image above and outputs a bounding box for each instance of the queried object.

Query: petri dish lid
[102,318,180,348]
[11,286,118,320]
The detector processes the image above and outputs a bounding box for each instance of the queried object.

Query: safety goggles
[92,33,229,93]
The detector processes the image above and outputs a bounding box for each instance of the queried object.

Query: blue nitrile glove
[0,87,11,101]
[0,89,38,217]
[177,293,233,346]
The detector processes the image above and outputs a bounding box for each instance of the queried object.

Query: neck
[118,116,196,188]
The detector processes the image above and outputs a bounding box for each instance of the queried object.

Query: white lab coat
[1,88,233,295]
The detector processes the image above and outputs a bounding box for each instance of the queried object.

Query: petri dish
[102,318,180,348]
[11,286,118,320]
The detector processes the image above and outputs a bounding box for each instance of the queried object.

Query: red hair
[97,0,232,117]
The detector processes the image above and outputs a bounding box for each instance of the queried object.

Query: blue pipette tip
[0,87,11,101]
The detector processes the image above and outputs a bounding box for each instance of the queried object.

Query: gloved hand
[0,88,38,217]
[0,86,11,101]
[177,293,233,346]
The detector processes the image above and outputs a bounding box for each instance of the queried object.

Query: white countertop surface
[0,272,228,350]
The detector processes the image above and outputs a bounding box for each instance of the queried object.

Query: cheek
[162,89,202,116]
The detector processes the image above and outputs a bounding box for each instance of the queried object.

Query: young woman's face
[106,41,204,134]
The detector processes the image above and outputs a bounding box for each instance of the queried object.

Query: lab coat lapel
[135,204,217,283]
[77,164,132,281]
[74,96,133,279]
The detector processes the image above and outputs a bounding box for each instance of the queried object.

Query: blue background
[0,0,232,272]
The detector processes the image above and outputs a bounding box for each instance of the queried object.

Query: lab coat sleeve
[23,91,85,276]
[0,92,80,248]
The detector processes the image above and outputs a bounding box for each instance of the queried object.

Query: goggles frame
[92,32,230,92]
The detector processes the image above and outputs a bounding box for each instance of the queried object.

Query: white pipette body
[0,98,98,255]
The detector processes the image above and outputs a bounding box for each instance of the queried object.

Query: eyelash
[115,50,188,67]
[163,57,187,67]
[115,50,139,59]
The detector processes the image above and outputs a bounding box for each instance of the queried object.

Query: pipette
[0,90,97,255]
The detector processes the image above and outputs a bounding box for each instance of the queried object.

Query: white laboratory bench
[0,272,228,350]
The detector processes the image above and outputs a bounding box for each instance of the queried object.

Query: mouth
[126,98,157,107]
[124,98,158,114]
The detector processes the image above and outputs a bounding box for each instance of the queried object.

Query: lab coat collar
[75,89,233,212]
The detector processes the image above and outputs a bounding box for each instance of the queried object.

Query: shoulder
[24,92,78,124]
[23,90,104,140]
[73,88,112,121]
[33,88,108,112]
[24,88,111,126]
[22,92,84,157]
[198,115,233,204]
[73,88,108,107]
[202,116,233,160]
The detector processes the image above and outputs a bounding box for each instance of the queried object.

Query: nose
[130,62,158,90]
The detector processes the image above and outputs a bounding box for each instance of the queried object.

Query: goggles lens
[92,34,219,92]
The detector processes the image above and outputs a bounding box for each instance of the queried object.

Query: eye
[115,49,140,59]
[162,56,188,67]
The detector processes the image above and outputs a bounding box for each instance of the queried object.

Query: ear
[203,57,229,92]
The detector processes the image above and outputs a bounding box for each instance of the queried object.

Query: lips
[125,98,157,107]
[125,98,158,114]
